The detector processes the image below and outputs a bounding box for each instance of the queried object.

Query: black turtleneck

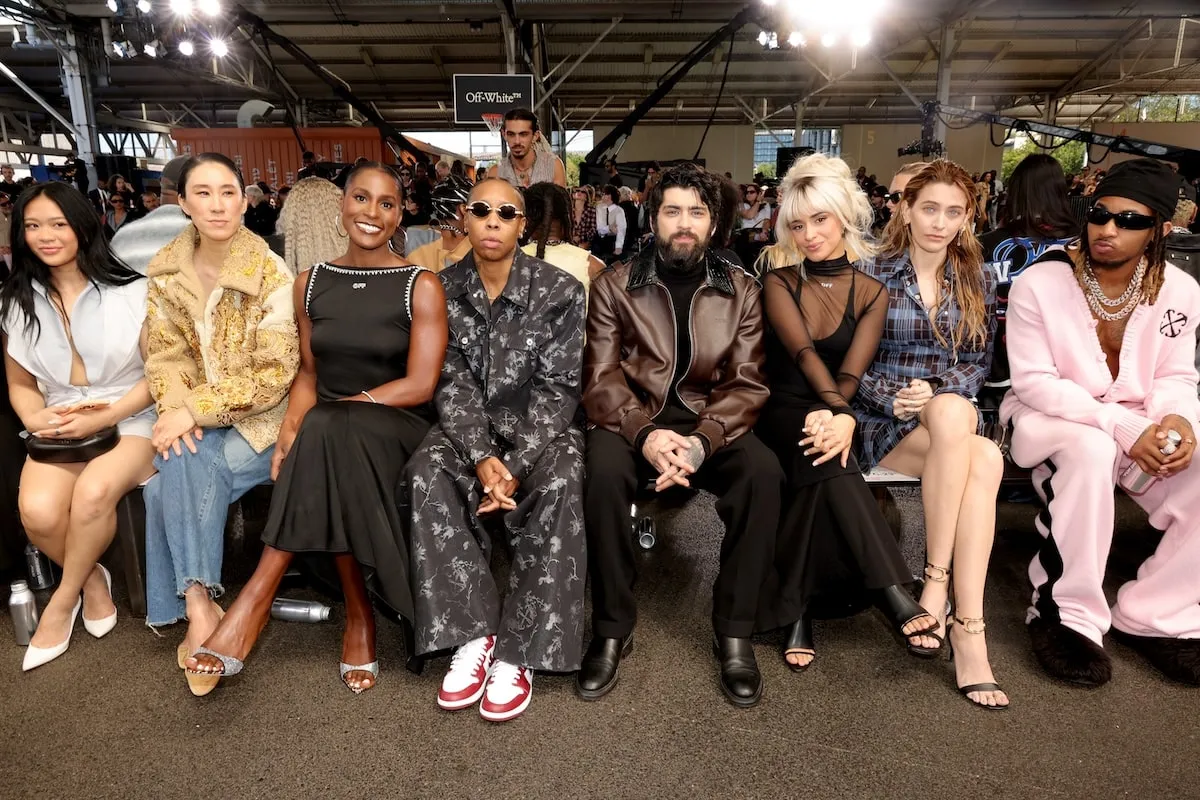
[658,256,706,417]
[804,252,852,275]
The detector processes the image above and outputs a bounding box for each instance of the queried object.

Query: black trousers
[585,426,783,639]
[0,367,26,581]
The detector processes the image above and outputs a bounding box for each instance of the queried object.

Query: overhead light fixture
[169,0,192,14]
[178,39,195,56]
[788,31,805,48]
[821,32,837,47]
[111,40,124,56]
[137,0,152,11]
[757,30,769,46]
[851,30,871,47]
[144,39,161,57]
[107,0,119,12]
[197,0,220,15]
[209,37,228,57]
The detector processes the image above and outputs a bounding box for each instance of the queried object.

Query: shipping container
[170,127,473,189]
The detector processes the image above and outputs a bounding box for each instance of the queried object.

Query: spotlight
[178,39,195,56]
[788,31,805,48]
[851,30,871,47]
[197,0,220,15]
[144,39,161,57]
[757,30,769,46]
[761,0,778,5]
[111,40,124,56]
[137,0,152,11]
[106,0,118,12]
[821,32,837,47]
[169,0,192,14]
[209,38,228,57]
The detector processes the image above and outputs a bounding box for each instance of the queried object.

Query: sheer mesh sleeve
[762,269,850,411]
[832,278,887,403]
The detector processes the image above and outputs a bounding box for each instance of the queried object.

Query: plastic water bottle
[270,598,331,623]
[1119,430,1183,495]
[9,580,39,646]
[24,544,55,590]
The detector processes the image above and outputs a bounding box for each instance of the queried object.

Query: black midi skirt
[755,401,911,632]
[262,401,431,621]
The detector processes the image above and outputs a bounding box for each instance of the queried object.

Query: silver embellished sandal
[188,646,245,677]
[340,661,379,695]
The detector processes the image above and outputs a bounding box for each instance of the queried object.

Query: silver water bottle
[1119,429,1183,495]
[9,580,39,646]
[270,598,331,623]
[24,543,55,590]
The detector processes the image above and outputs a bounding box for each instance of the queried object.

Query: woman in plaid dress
[855,160,1008,710]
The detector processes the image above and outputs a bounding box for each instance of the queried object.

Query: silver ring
[483,486,492,494]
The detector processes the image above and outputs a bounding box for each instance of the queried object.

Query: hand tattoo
[684,437,706,471]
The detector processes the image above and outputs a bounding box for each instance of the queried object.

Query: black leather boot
[575,634,634,700]
[712,635,763,708]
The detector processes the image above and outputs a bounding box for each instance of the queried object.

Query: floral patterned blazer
[144,224,299,452]
[436,249,586,481]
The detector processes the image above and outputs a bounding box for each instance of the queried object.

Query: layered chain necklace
[1081,255,1146,322]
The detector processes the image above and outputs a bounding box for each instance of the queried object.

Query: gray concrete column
[1043,92,1056,124]
[933,25,955,146]
[792,102,805,147]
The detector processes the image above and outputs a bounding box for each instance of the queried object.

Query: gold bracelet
[360,390,379,404]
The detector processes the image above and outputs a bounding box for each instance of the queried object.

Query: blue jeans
[144,427,274,626]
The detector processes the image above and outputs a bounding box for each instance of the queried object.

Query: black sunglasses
[1086,205,1157,231]
[887,191,902,204]
[466,201,525,221]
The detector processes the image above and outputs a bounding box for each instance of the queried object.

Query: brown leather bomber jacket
[582,248,768,454]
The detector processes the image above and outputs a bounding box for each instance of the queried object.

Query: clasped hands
[476,456,520,514]
[892,378,934,421]
[799,409,856,468]
[1129,414,1195,478]
[151,406,202,460]
[641,429,706,492]
[26,403,116,441]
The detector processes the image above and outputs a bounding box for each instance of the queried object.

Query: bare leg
[68,438,156,625]
[18,459,82,648]
[185,545,294,674]
[335,554,377,692]
[950,435,1008,707]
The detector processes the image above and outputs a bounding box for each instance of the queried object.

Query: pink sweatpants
[1011,410,1200,645]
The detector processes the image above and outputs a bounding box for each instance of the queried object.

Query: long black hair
[523,182,573,259]
[1003,153,1078,239]
[0,182,141,340]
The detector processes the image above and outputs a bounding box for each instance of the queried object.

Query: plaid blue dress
[853,252,998,468]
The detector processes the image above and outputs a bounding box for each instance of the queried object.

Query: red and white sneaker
[438,635,495,710]
[479,660,533,722]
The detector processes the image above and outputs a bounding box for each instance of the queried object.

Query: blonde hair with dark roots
[281,177,345,274]
[756,153,877,273]
[879,158,988,351]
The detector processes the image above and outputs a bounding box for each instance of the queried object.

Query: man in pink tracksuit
[1001,158,1200,687]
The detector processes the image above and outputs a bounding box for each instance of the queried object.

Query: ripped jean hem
[145,579,226,629]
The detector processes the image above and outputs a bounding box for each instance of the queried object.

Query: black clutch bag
[23,426,120,463]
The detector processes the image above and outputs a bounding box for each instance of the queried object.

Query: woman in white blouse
[1,182,155,671]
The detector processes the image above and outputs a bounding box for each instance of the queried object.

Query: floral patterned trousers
[404,426,586,672]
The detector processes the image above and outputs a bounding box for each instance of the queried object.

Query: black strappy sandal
[782,616,816,673]
[907,562,950,659]
[877,583,940,641]
[948,615,1009,711]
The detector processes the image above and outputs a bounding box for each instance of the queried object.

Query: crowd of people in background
[2,105,1200,725]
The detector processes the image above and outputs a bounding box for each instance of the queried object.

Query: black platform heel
[877,583,940,641]
[782,615,815,673]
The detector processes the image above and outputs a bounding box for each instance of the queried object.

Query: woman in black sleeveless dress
[184,164,448,694]
[754,154,937,671]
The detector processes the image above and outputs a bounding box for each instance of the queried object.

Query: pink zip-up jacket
[1000,257,1200,454]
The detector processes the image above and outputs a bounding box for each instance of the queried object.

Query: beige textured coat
[144,224,299,452]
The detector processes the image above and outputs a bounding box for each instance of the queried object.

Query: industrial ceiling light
[209,37,228,57]
[106,0,118,11]
[851,30,871,47]
[821,32,837,47]
[169,0,192,14]
[788,31,805,48]
[178,39,195,55]
[197,0,220,16]
[144,39,160,57]
[137,0,152,11]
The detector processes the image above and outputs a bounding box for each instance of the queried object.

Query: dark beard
[656,234,708,274]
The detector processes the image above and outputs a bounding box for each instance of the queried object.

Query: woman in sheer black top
[754,154,937,671]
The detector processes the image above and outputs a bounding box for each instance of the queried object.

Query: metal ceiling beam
[1053,18,1149,98]
[534,16,621,110]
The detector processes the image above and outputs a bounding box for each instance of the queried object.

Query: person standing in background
[111,156,192,276]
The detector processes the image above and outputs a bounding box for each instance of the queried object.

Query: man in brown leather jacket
[578,163,783,708]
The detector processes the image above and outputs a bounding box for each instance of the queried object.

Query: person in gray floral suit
[404,178,587,723]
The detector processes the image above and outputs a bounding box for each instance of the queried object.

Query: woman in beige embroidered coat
[141,153,299,694]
